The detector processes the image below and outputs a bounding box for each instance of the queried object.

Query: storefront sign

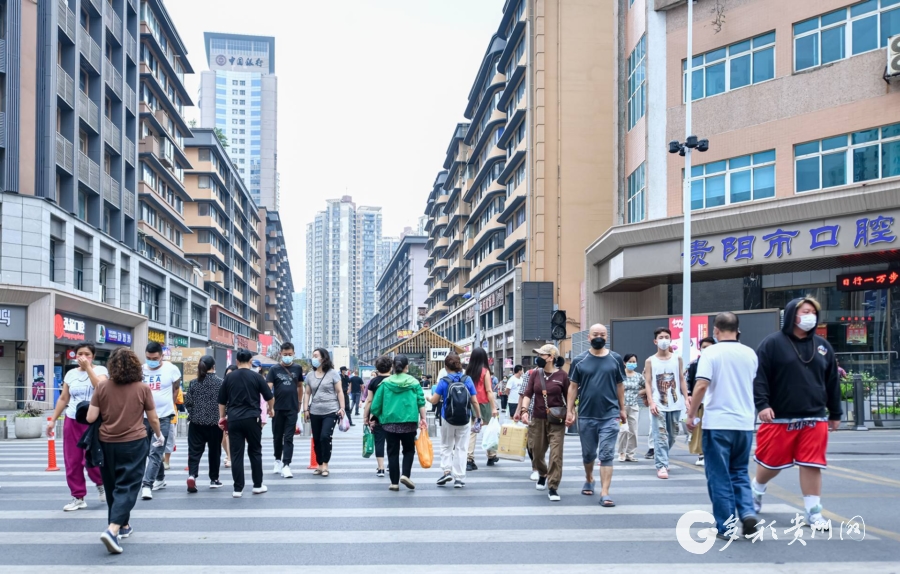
[210,52,269,72]
[96,325,133,346]
[481,290,505,314]
[430,348,450,362]
[54,314,85,341]
[397,330,413,340]
[148,330,166,345]
[0,306,27,341]
[846,322,868,345]
[170,334,189,347]
[837,270,900,292]
[236,335,251,350]
[669,315,709,362]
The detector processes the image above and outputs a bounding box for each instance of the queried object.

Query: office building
[183,128,263,366]
[422,0,615,375]
[378,236,401,280]
[375,235,429,354]
[263,209,293,345]
[292,289,306,356]
[357,206,383,325]
[585,0,900,380]
[198,32,278,211]
[357,314,381,367]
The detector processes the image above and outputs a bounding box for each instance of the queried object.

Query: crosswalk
[0,423,895,569]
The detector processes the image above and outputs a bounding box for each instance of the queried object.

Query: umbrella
[251,354,277,367]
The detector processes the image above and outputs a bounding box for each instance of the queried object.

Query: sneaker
[644,448,655,459]
[536,476,547,491]
[625,455,638,462]
[119,525,133,539]
[151,480,166,491]
[751,480,765,514]
[63,498,87,512]
[618,454,626,462]
[252,485,268,495]
[187,476,197,493]
[232,491,243,498]
[388,484,400,491]
[209,480,223,489]
[806,505,830,530]
[695,456,705,466]
[454,479,466,488]
[400,475,415,490]
[376,469,385,478]
[97,484,106,502]
[548,488,561,502]
[141,487,153,500]
[466,461,477,471]
[657,467,669,479]
[273,460,283,475]
[100,530,123,554]
[486,457,499,466]
[741,515,761,537]
[281,465,293,479]
[530,470,539,481]
[163,461,170,471]
[437,473,454,486]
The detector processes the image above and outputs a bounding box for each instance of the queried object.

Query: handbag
[363,426,375,458]
[537,368,567,425]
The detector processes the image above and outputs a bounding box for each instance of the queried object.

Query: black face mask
[590,337,606,350]
[535,357,547,369]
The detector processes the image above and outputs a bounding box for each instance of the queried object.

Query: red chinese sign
[837,271,900,292]
[668,315,710,363]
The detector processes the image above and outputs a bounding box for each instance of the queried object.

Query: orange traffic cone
[46,417,60,472]
[307,437,318,469]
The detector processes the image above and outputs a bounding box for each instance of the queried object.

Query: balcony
[58,0,76,42]
[103,173,121,208]
[104,58,123,100]
[56,66,74,109]
[104,8,122,45]
[78,90,99,133]
[202,270,224,285]
[124,137,135,166]
[79,31,101,73]
[104,117,121,154]
[56,133,74,174]
[139,135,161,157]
[124,84,136,114]
[123,189,135,218]
[86,0,101,15]
[0,112,5,148]
[125,31,137,63]
[77,152,100,192]
[139,181,183,227]
[126,0,136,13]
[159,137,175,168]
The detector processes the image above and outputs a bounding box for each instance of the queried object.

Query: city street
[1,422,899,571]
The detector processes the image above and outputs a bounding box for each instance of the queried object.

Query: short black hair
[146,342,163,355]
[281,342,294,351]
[375,355,393,374]
[714,312,739,333]
[340,366,348,372]
[73,343,97,357]
[236,349,253,364]
[654,327,671,339]
[514,365,523,374]
[622,353,638,364]
[698,336,716,348]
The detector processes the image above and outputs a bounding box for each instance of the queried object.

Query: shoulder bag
[537,369,567,425]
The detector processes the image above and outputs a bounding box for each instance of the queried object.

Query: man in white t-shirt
[140,342,181,501]
[687,312,759,541]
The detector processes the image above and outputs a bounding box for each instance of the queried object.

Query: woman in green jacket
[371,355,427,491]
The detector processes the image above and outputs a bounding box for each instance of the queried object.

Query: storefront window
[765,286,891,378]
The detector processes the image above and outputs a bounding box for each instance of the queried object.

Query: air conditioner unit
[889,34,900,78]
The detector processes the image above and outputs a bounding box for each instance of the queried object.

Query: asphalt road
[1,417,899,572]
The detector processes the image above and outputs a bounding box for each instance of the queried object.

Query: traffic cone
[307,438,318,469]
[46,417,60,472]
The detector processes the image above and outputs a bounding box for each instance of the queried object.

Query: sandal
[600,495,616,507]
[321,470,330,477]
[224,459,231,468]
[312,469,323,475]
[581,482,594,496]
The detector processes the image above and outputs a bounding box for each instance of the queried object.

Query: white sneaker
[232,491,243,498]
[141,487,153,500]
[530,471,539,481]
[695,456,705,466]
[97,484,106,502]
[63,498,87,512]
[151,480,166,491]
[806,505,830,531]
[273,460,283,475]
[281,465,293,479]
[252,485,268,495]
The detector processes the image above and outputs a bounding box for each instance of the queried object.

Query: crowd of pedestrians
[41,296,843,554]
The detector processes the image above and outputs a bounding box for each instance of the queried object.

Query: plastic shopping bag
[415,429,433,469]
[363,426,375,458]
[338,414,350,432]
[481,418,501,452]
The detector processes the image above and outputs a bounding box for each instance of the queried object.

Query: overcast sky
[166,0,505,287]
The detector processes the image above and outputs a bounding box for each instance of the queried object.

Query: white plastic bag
[481,418,501,452]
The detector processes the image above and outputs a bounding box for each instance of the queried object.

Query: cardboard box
[497,423,528,461]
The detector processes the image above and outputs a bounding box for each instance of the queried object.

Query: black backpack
[443,375,471,426]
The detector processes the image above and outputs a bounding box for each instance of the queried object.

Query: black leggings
[373,424,386,460]
[310,413,338,464]
[385,431,416,485]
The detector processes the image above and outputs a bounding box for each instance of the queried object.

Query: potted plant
[14,403,45,439]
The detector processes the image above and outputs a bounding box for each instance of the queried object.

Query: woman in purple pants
[47,343,108,511]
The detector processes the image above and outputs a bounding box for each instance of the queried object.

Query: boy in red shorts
[753,297,842,530]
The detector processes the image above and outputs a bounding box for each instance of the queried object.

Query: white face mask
[657,339,671,351]
[797,314,817,332]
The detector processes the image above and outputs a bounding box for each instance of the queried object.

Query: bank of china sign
[210,52,268,72]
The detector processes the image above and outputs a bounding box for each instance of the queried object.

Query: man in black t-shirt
[340,367,353,426]
[348,371,364,416]
[218,350,274,497]
[266,342,304,478]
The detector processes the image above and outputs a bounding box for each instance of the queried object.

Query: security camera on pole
[667,0,709,362]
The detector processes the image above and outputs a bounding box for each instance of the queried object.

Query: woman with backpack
[362,355,394,478]
[465,348,500,471]
[370,355,427,491]
[428,353,481,488]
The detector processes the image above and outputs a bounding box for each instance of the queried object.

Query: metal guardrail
[841,376,900,428]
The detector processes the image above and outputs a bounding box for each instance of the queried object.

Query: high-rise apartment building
[585,0,900,379]
[292,290,306,356]
[357,206,383,325]
[422,0,615,375]
[378,236,401,281]
[262,209,293,345]
[198,32,278,210]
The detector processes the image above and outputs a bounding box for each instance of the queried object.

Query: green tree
[214,127,229,149]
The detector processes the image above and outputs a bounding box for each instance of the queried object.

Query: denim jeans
[651,410,680,469]
[702,429,755,534]
[142,417,171,487]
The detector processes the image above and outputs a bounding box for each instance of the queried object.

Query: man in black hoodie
[752,297,841,531]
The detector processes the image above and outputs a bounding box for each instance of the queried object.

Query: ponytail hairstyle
[197,355,215,381]
[393,354,409,375]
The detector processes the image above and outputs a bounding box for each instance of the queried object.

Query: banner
[668,315,709,363]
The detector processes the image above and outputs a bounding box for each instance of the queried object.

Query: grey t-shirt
[569,351,626,420]
[305,369,342,416]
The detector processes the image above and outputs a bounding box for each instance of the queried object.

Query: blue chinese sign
[686,215,896,268]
